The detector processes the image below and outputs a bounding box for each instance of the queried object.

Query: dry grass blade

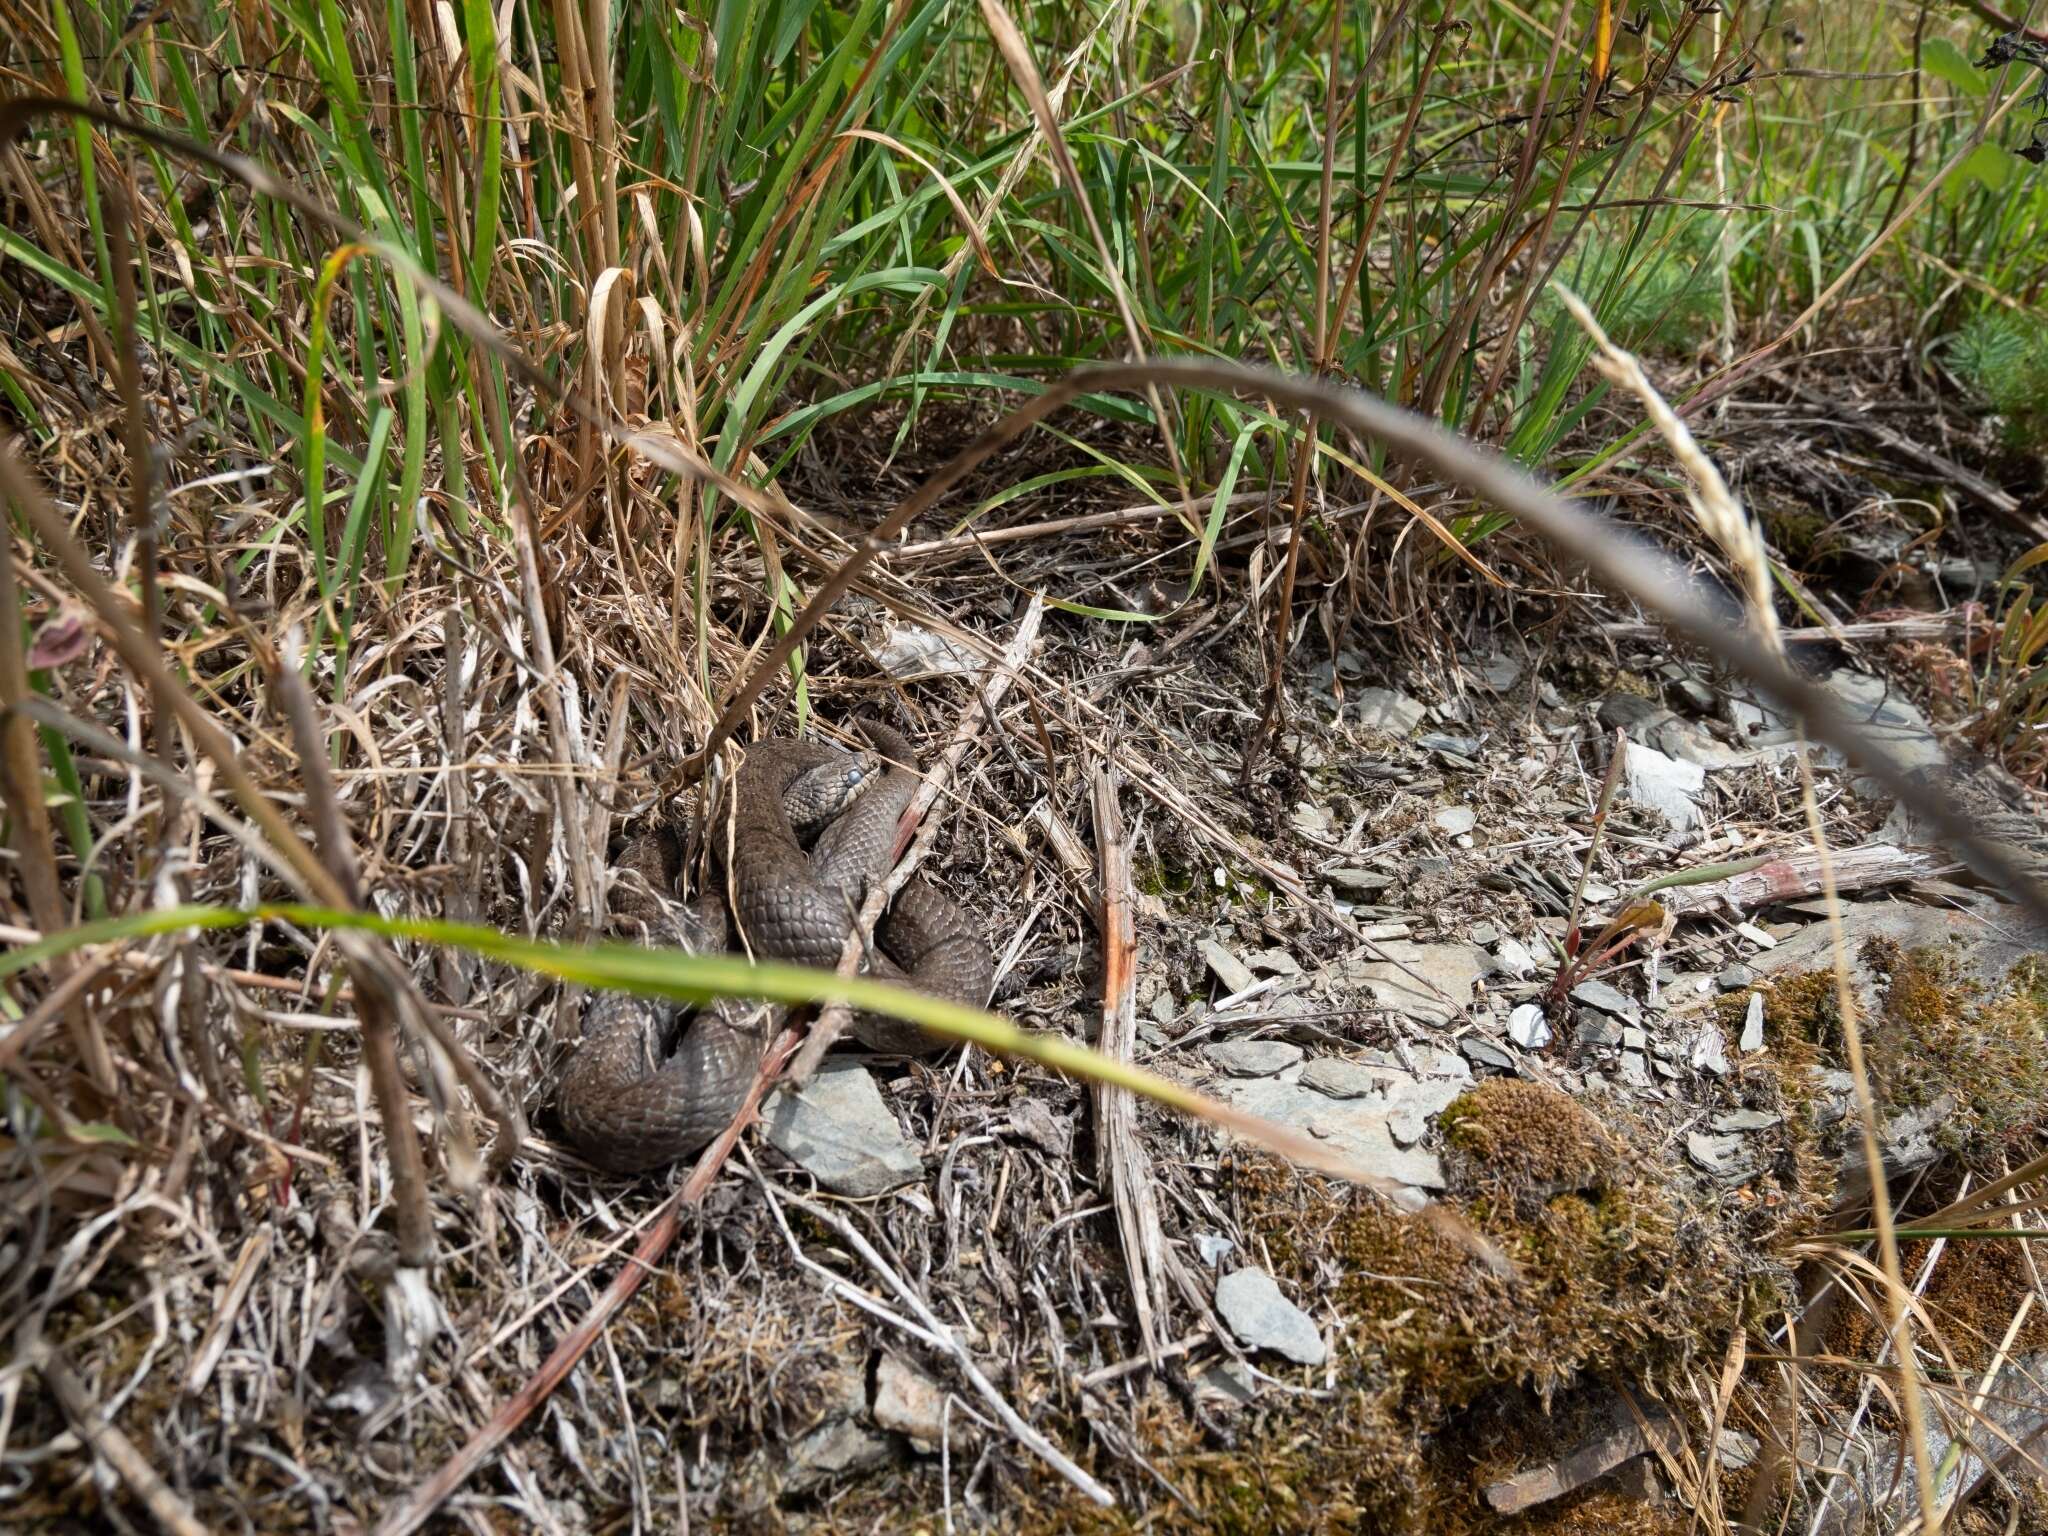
[1091,760,1168,1367]
[29,1342,213,1536]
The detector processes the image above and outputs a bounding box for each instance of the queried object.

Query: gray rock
[1687,1130,1756,1183]
[1215,1268,1327,1366]
[1620,1050,1652,1088]
[1462,1038,1517,1072]
[872,1353,949,1447]
[1493,936,1539,979]
[1578,1014,1623,1048]
[1149,989,1179,1027]
[1242,947,1303,978]
[1619,739,1706,832]
[1714,1108,1782,1133]
[1571,978,1643,1024]
[1740,992,1766,1052]
[1669,676,1718,715]
[1199,940,1257,997]
[1419,732,1483,759]
[1324,866,1395,897]
[1468,653,1523,692]
[1353,687,1426,738]
[1823,669,1946,798]
[1290,801,1336,839]
[1299,1058,1382,1099]
[1622,1026,1649,1050]
[1345,941,1488,1025]
[1652,715,1749,771]
[1387,1106,1429,1145]
[1508,1002,1553,1049]
[1218,1075,1447,1192]
[1807,1067,1857,1125]
[1433,806,1478,837]
[1205,1039,1304,1078]
[1718,962,1758,992]
[1193,1359,1261,1411]
[764,1063,923,1198]
[785,1415,894,1491]
[1599,694,1668,732]
[1195,1233,1234,1267]
[1470,922,1500,945]
[1690,1023,1730,1076]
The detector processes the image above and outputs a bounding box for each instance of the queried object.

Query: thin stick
[33,1342,214,1536]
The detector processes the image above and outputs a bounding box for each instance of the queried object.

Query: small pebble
[1717,963,1758,992]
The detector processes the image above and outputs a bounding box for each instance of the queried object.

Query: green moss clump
[1440,1080,1617,1220]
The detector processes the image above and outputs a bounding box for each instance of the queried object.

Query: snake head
[785,750,884,840]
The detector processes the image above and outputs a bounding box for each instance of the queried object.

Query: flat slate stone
[1215,1267,1326,1365]
[764,1062,923,1198]
[1352,687,1427,738]
[1345,941,1487,1026]
[1218,1075,1445,1192]
[1571,979,1643,1025]
[1205,1039,1304,1078]
[1198,940,1257,997]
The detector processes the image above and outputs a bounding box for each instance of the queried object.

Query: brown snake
[555,720,993,1173]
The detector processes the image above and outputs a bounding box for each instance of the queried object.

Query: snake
[554,720,994,1174]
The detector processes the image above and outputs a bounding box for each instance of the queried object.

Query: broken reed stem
[1090,759,1167,1366]
[0,494,104,1090]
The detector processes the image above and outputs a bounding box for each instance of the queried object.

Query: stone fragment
[764,1063,923,1198]
[1324,867,1394,897]
[1347,941,1488,1026]
[1353,688,1426,738]
[1204,1039,1304,1078]
[1619,740,1706,832]
[1740,992,1766,1053]
[1690,1023,1730,1076]
[1434,806,1478,837]
[873,1353,950,1447]
[1571,978,1643,1025]
[1714,1108,1782,1133]
[1215,1269,1326,1366]
[1507,1003,1552,1049]
[1198,940,1257,997]
[1493,937,1539,979]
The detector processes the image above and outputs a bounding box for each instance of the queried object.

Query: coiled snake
[555,720,993,1173]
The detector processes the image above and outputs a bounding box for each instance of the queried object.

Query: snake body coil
[556,722,992,1172]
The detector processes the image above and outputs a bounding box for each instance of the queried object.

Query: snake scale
[555,720,994,1173]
